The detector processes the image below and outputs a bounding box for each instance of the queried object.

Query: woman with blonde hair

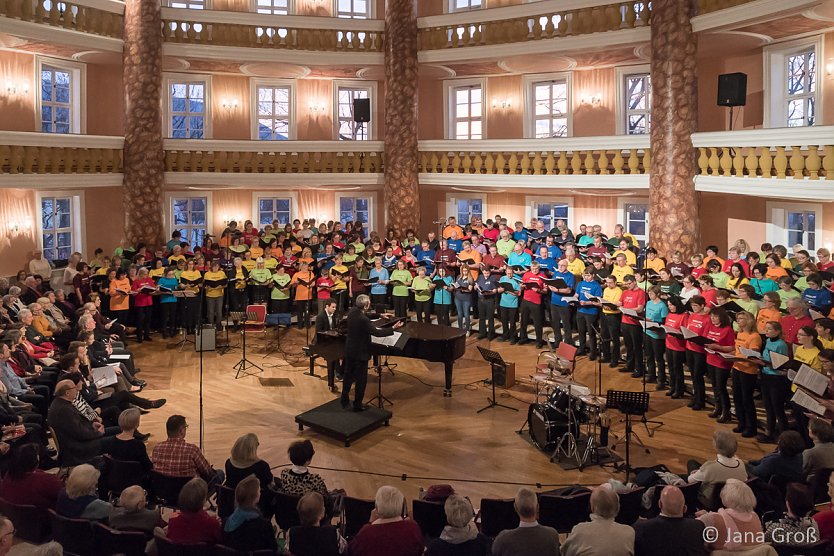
[698,479,763,552]
[225,433,273,490]
[55,464,113,520]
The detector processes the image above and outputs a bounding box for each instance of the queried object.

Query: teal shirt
[433,276,453,305]
[644,299,668,340]
[499,276,521,308]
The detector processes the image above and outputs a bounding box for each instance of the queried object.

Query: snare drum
[576,395,607,423]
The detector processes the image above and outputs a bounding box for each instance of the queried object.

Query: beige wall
[0,52,36,132]
[86,64,125,136]
[85,187,125,256]
[0,189,38,276]
[573,68,616,137]
[212,75,251,140]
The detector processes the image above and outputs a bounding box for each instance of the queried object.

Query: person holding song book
[704,307,736,423]
[291,261,314,329]
[389,259,413,319]
[269,265,291,316]
[548,259,575,349]
[644,286,668,388]
[685,295,712,411]
[664,295,688,399]
[431,266,454,326]
[157,268,179,339]
[130,268,156,343]
[620,275,647,378]
[474,265,499,340]
[519,261,545,348]
[498,267,521,344]
[732,311,763,438]
[600,275,623,367]
[411,266,432,324]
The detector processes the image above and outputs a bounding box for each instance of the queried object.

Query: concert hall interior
[2,0,834,553]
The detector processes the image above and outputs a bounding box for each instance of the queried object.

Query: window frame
[165,192,213,248]
[522,72,572,139]
[766,201,823,253]
[35,56,85,135]
[524,195,573,232]
[334,0,374,19]
[446,0,483,12]
[764,35,824,129]
[335,193,374,229]
[614,64,651,136]
[35,191,85,262]
[165,0,209,8]
[445,193,488,228]
[333,80,377,141]
[251,191,299,228]
[249,78,296,141]
[618,196,650,248]
[444,78,486,140]
[250,0,291,14]
[163,73,212,139]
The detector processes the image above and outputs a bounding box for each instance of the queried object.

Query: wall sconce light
[221,98,239,110]
[308,102,326,113]
[222,214,243,227]
[826,60,834,77]
[4,80,29,96]
[491,98,512,110]
[7,219,31,235]
[581,93,602,106]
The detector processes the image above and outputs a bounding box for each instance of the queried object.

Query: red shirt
[705,324,735,369]
[166,511,222,544]
[691,266,706,279]
[131,277,155,307]
[818,261,834,272]
[316,276,334,300]
[482,227,500,243]
[620,288,647,325]
[151,438,213,480]
[0,471,63,511]
[701,288,718,309]
[349,519,425,556]
[521,271,544,304]
[482,253,505,271]
[782,314,814,346]
[686,312,712,354]
[814,507,834,544]
[722,258,750,276]
[665,312,688,351]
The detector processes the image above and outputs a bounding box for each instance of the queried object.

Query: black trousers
[435,303,451,326]
[229,288,248,313]
[477,298,496,338]
[270,298,290,314]
[711,364,731,416]
[761,373,790,435]
[133,305,152,340]
[161,302,177,337]
[686,350,708,406]
[371,293,387,314]
[622,323,644,374]
[576,312,599,355]
[732,369,758,434]
[550,304,573,345]
[295,299,312,329]
[392,296,409,318]
[340,358,369,409]
[182,297,200,333]
[519,300,543,343]
[500,306,517,340]
[601,313,621,362]
[645,336,666,383]
[667,348,686,395]
[415,300,432,323]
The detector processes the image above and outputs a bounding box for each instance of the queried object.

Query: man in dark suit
[632,485,707,556]
[341,294,402,411]
[47,379,103,466]
[315,299,342,392]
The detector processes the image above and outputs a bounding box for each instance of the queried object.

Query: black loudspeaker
[353,98,371,123]
[717,72,747,107]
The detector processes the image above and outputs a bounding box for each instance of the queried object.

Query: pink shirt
[131,277,155,307]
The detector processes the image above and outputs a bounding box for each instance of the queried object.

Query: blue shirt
[499,276,521,308]
[762,337,789,375]
[476,275,499,299]
[644,299,669,339]
[1,363,28,397]
[549,271,576,307]
[802,287,832,310]
[157,276,179,303]
[576,280,603,315]
[536,256,558,274]
[432,275,453,305]
[447,239,463,253]
[546,245,563,260]
[412,248,436,273]
[369,267,389,295]
[512,230,528,244]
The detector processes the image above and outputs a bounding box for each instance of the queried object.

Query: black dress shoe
[353,404,370,412]
[137,408,150,415]
[536,342,544,349]
[742,430,758,438]
[517,339,530,345]
[631,371,644,378]
[717,413,732,424]
[149,399,167,409]
[589,353,598,361]
[732,425,743,433]
[609,361,620,368]
[133,380,147,388]
[135,432,151,441]
[671,392,683,399]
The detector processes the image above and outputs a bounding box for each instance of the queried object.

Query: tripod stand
[234,311,263,379]
[607,390,649,481]
[367,355,393,408]
[476,346,517,414]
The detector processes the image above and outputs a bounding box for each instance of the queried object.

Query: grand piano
[307,320,468,392]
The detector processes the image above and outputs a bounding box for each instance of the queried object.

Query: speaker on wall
[353,98,371,123]
[717,72,747,107]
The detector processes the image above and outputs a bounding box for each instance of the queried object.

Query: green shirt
[411,276,432,302]
[270,273,291,300]
[351,241,366,254]
[777,288,801,308]
[496,239,515,258]
[249,268,272,284]
[390,269,413,297]
[710,271,730,289]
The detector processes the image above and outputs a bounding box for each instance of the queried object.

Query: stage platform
[295,399,392,447]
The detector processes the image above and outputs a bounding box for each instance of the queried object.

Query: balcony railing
[0,132,124,175]
[693,127,834,180]
[0,0,123,39]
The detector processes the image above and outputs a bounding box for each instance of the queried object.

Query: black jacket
[47,397,102,466]
[344,307,394,361]
[633,515,707,556]
[314,310,337,334]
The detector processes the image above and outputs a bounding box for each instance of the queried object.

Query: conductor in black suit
[341,294,402,411]
[315,299,341,392]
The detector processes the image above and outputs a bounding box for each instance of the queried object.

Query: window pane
[259,212,272,227]
[259,199,273,212]
[57,232,72,247]
[276,199,290,212]
[190,198,206,211]
[340,197,354,212]
[356,198,368,211]
[553,204,569,219]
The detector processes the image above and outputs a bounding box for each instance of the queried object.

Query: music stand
[367,355,393,409]
[476,346,517,414]
[234,311,264,379]
[606,390,649,480]
[217,312,244,355]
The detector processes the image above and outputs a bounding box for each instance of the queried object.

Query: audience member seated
[222,474,278,554]
[764,483,820,547]
[276,439,327,497]
[492,487,560,556]
[287,491,347,556]
[0,515,13,556]
[224,433,272,490]
[151,415,224,490]
[425,494,491,556]
[803,418,834,483]
[47,379,103,466]
[109,485,166,538]
[747,430,805,482]
[55,463,113,520]
[0,341,48,416]
[348,485,424,556]
[164,477,223,545]
[0,443,63,510]
[561,484,635,556]
[687,430,748,508]
[102,408,152,473]
[697,479,763,552]
[813,474,834,543]
[632,485,706,556]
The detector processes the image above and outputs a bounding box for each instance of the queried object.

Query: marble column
[649,0,699,257]
[122,0,164,247]
[383,0,420,235]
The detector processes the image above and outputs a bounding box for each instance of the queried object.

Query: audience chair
[0,496,50,543]
[538,492,590,534]
[154,534,210,556]
[149,471,191,509]
[102,454,144,499]
[811,468,834,504]
[615,486,645,525]
[768,474,797,499]
[92,521,147,556]
[48,508,95,556]
[705,481,727,513]
[771,541,829,556]
[341,495,376,539]
[412,499,448,539]
[217,484,236,523]
[647,481,701,518]
[273,491,302,532]
[477,498,519,538]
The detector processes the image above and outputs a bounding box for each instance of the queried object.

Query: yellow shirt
[203,270,227,298]
[149,267,165,280]
[794,345,822,372]
[611,265,634,284]
[602,286,623,314]
[645,258,665,274]
[821,337,834,350]
[249,245,264,259]
[263,257,278,270]
[241,259,257,272]
[168,254,186,265]
[330,265,349,290]
[566,257,586,280]
[612,249,637,266]
[180,270,202,294]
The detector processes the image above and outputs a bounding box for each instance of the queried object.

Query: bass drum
[527,403,577,450]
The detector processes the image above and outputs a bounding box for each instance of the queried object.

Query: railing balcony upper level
[0,132,124,175]
[0,0,123,39]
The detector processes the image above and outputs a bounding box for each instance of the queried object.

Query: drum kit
[525,352,610,470]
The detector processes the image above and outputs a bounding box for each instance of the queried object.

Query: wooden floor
[130,326,773,505]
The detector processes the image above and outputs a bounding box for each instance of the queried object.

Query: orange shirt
[459,249,482,281]
[766,266,788,281]
[108,277,131,312]
[733,331,763,375]
[703,255,725,269]
[756,307,783,334]
[442,224,463,239]
[291,270,314,301]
